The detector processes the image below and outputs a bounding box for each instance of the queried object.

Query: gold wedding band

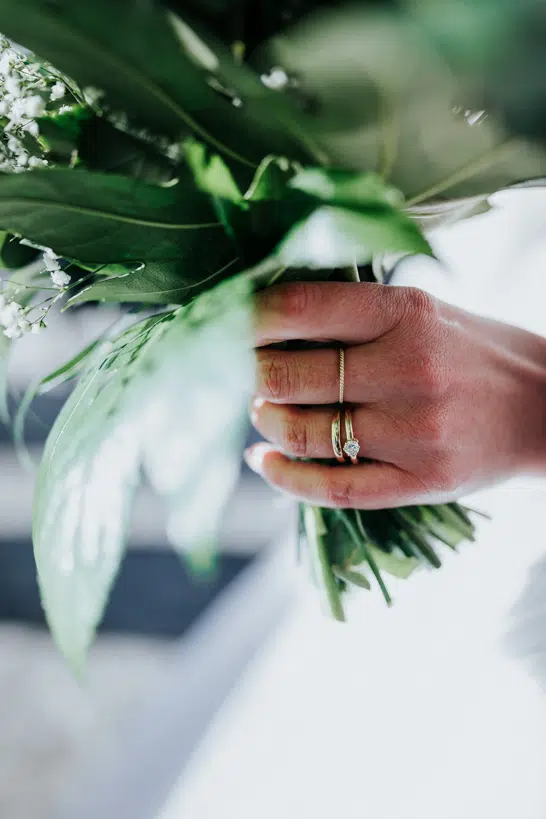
[331,409,345,462]
[343,408,360,464]
[339,347,345,404]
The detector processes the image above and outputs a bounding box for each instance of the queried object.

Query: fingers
[243,443,423,509]
[256,344,395,404]
[254,282,408,346]
[250,399,407,461]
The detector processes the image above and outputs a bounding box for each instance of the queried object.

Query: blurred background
[2,186,546,819]
[4,0,546,813]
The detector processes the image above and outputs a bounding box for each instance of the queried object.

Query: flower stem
[303,505,345,621]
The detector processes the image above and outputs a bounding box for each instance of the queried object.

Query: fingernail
[249,396,266,424]
[243,443,270,474]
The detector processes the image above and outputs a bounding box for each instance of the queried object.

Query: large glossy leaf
[0,0,318,169]
[0,168,234,268]
[33,278,253,669]
[277,205,432,269]
[0,233,40,269]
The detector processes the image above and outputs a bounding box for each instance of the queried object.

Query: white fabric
[158,190,546,819]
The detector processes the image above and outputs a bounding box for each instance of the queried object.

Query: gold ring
[331,409,345,462]
[339,347,345,404]
[343,408,360,464]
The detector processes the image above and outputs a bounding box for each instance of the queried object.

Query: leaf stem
[335,509,392,605]
[406,140,514,206]
[303,505,345,621]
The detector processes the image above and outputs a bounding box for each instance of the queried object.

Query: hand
[244,282,546,508]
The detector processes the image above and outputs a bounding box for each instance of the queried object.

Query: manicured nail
[243,443,270,473]
[249,396,266,423]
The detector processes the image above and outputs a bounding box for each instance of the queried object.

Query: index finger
[254,282,406,346]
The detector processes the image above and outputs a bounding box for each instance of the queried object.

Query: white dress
[158,190,546,819]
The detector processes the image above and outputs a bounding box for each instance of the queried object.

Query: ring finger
[251,399,408,462]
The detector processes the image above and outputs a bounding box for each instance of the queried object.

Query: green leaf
[365,544,419,580]
[277,205,432,269]
[67,259,238,306]
[0,167,234,268]
[256,4,546,203]
[78,115,178,184]
[289,169,404,209]
[184,138,243,203]
[304,505,345,621]
[0,233,39,269]
[333,565,371,590]
[37,106,92,160]
[33,277,253,670]
[244,155,299,202]
[0,0,319,169]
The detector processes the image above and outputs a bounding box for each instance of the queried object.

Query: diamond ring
[343,408,360,464]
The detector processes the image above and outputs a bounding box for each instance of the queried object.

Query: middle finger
[256,345,390,405]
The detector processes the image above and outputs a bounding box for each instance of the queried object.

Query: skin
[244,281,546,509]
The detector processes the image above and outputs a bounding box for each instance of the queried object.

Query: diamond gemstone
[343,439,360,459]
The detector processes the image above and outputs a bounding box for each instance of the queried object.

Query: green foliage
[0,167,234,268]
[0,0,321,169]
[0,0,493,659]
[277,205,432,269]
[68,259,237,305]
[33,278,253,669]
[184,138,244,202]
[0,232,40,269]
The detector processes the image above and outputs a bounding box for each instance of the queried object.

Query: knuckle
[413,348,448,397]
[402,286,438,325]
[282,411,309,457]
[261,354,296,401]
[419,405,448,446]
[278,282,312,320]
[428,457,462,494]
[323,476,358,508]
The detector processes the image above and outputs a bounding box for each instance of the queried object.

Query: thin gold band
[339,347,345,405]
[331,409,345,462]
[343,408,360,464]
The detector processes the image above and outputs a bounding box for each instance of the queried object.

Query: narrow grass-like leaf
[304,505,345,621]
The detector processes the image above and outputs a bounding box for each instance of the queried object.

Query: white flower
[6,136,21,154]
[51,268,71,288]
[58,104,72,115]
[24,120,39,137]
[260,67,289,91]
[82,85,103,106]
[8,96,26,124]
[24,94,45,118]
[28,155,47,168]
[16,152,28,167]
[17,317,30,333]
[4,74,20,95]
[30,322,42,334]
[0,294,5,311]
[3,324,22,339]
[0,52,13,76]
[50,81,65,101]
[0,99,8,115]
[0,300,23,327]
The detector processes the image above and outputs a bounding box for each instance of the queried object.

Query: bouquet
[0,0,542,669]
